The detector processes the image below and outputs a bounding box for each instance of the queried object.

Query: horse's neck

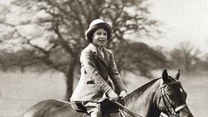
[123,79,161,117]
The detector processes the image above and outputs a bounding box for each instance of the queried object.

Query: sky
[0,0,208,53]
[0,0,11,5]
[146,0,208,54]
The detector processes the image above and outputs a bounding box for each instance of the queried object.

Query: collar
[88,43,108,66]
[89,43,106,53]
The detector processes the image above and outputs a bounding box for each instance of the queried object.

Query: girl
[70,19,127,117]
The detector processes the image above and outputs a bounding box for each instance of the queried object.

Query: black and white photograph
[0,0,207,117]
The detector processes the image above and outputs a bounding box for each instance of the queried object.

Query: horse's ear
[162,69,169,82]
[175,69,180,80]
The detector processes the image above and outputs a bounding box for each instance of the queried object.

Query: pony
[23,70,193,117]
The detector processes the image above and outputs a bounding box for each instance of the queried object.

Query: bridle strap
[175,104,187,112]
[161,87,177,116]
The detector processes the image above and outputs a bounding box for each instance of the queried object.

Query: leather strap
[114,101,143,117]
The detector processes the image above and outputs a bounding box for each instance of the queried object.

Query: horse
[23,69,193,117]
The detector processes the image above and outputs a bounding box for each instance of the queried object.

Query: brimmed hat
[85,19,112,42]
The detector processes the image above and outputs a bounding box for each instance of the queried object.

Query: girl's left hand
[119,90,127,98]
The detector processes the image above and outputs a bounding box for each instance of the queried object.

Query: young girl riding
[70,19,127,117]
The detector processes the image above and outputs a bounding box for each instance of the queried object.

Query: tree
[169,41,201,72]
[115,40,167,78]
[0,0,160,100]
[0,49,40,72]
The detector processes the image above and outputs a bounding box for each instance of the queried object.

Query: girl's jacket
[70,43,125,101]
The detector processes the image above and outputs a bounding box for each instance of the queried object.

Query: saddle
[71,98,120,117]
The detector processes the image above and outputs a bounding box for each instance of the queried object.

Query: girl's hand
[119,90,127,98]
[107,90,119,101]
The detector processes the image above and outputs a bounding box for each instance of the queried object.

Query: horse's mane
[122,78,161,105]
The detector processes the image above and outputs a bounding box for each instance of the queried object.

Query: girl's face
[92,28,108,47]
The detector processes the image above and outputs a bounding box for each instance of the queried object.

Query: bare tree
[169,41,201,72]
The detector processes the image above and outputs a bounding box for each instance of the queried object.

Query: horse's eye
[167,93,172,96]
[166,92,172,97]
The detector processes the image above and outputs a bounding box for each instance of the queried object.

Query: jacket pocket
[86,79,95,84]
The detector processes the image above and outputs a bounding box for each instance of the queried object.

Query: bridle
[160,79,187,117]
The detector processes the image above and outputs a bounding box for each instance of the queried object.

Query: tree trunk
[64,67,74,101]
[64,57,79,101]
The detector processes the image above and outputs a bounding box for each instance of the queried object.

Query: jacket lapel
[89,44,108,66]
[103,48,110,64]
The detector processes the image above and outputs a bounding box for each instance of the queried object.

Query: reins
[76,97,143,117]
[114,101,143,117]
[89,97,143,117]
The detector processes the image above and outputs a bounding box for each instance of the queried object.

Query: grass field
[0,70,207,117]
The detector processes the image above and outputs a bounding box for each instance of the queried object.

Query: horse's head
[157,69,193,117]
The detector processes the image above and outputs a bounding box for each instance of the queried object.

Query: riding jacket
[70,43,126,101]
